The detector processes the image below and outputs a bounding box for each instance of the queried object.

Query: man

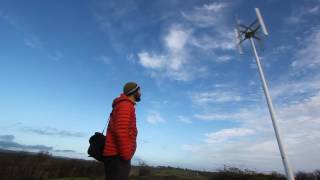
[103,82,141,180]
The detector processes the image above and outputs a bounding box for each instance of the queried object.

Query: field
[0,149,319,180]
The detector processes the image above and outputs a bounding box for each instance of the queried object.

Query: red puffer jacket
[103,93,137,161]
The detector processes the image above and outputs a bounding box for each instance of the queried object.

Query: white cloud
[205,128,254,143]
[182,2,234,52]
[191,90,243,105]
[138,52,166,69]
[126,53,135,63]
[182,139,284,171]
[270,78,320,103]
[193,108,267,127]
[177,116,192,124]
[164,26,191,71]
[0,10,20,29]
[48,51,64,62]
[278,94,320,131]
[249,80,256,86]
[146,111,165,124]
[100,55,111,64]
[201,2,226,12]
[287,5,320,24]
[165,27,189,51]
[190,33,234,51]
[308,5,320,14]
[182,2,227,28]
[24,37,42,49]
[215,55,232,63]
[194,113,237,121]
[291,27,320,70]
[137,25,194,81]
[271,45,292,55]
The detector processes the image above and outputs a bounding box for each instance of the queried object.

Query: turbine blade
[255,8,269,36]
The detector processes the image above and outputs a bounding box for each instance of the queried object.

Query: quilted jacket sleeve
[114,101,134,160]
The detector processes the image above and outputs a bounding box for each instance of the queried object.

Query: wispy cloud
[0,134,82,156]
[177,116,192,124]
[193,108,266,125]
[100,55,111,64]
[194,113,238,121]
[291,27,320,70]
[215,55,232,63]
[270,78,320,105]
[48,51,64,62]
[190,90,243,105]
[271,45,292,55]
[126,53,136,64]
[204,128,254,143]
[0,134,53,151]
[182,2,227,28]
[54,149,77,153]
[22,127,85,138]
[0,141,53,151]
[137,25,194,81]
[24,37,42,49]
[286,4,320,24]
[0,10,20,29]
[182,139,281,171]
[146,111,165,124]
[93,0,141,53]
[183,2,234,52]
[138,52,166,69]
[190,33,234,52]
[0,135,14,142]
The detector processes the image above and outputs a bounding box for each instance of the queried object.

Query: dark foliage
[0,150,319,180]
[138,166,151,177]
[0,150,104,180]
[209,167,286,180]
[137,161,151,177]
[295,170,320,180]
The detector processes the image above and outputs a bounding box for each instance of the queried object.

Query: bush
[295,171,317,180]
[0,150,104,179]
[138,161,151,177]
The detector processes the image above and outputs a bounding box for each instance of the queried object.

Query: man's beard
[134,94,141,102]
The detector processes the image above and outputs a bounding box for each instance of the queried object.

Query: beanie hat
[123,82,140,96]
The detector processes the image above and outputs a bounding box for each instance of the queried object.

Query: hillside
[0,149,318,180]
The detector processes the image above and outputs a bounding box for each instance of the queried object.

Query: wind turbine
[234,8,295,180]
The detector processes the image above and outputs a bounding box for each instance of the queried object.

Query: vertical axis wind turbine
[234,8,295,180]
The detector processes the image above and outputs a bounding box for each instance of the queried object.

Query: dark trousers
[103,155,131,180]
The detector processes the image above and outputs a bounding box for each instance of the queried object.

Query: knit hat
[123,82,140,96]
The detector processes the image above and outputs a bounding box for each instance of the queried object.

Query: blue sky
[1,0,320,173]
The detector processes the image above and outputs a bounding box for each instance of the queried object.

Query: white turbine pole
[249,37,295,180]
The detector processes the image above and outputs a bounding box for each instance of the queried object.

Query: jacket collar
[112,93,136,108]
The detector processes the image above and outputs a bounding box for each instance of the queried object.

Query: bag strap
[101,112,112,134]
[101,99,133,134]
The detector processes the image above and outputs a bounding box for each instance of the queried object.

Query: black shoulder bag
[87,113,111,162]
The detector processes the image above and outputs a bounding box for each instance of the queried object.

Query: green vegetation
[0,150,104,180]
[0,149,319,180]
[52,178,99,180]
